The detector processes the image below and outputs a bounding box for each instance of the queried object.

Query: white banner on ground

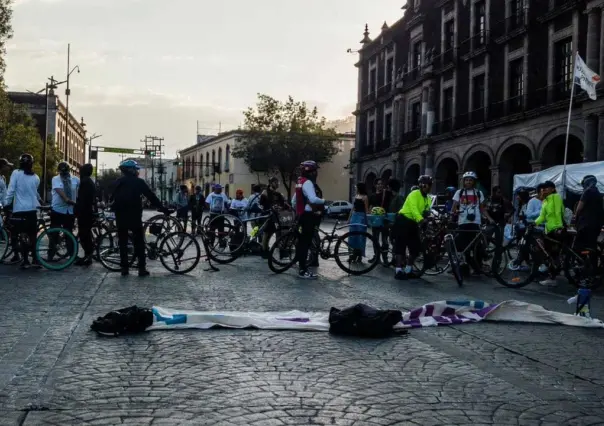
[147,300,604,332]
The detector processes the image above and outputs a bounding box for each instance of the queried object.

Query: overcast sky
[6,0,400,165]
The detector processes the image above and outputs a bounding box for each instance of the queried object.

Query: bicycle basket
[149,223,163,236]
[366,214,384,228]
[278,211,295,228]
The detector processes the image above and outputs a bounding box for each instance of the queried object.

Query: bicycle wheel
[35,228,79,271]
[444,234,463,287]
[158,231,201,274]
[0,227,9,261]
[90,224,110,262]
[491,239,538,288]
[205,218,241,264]
[268,231,298,274]
[334,231,380,275]
[97,229,136,272]
[144,214,183,245]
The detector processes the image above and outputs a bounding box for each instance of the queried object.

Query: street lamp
[85,132,102,163]
[63,43,80,162]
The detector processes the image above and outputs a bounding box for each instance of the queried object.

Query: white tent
[513,161,604,194]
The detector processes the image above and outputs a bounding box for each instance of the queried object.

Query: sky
[5,0,401,166]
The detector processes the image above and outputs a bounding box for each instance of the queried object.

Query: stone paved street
[1,220,604,425]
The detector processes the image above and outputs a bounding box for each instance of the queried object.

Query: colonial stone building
[352,0,604,196]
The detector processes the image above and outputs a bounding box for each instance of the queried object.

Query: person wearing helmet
[393,175,433,279]
[189,185,204,235]
[369,178,393,265]
[291,160,325,279]
[444,186,456,213]
[49,162,80,259]
[575,175,603,253]
[452,171,494,275]
[259,177,287,257]
[74,163,96,266]
[112,159,169,276]
[206,183,230,237]
[5,154,41,268]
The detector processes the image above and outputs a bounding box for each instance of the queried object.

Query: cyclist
[206,183,230,236]
[452,171,495,276]
[533,180,565,286]
[443,187,456,213]
[50,162,80,259]
[292,160,325,279]
[370,178,392,264]
[111,160,168,277]
[5,154,41,269]
[74,163,96,266]
[260,177,287,257]
[393,175,433,280]
[574,174,603,257]
[189,185,204,235]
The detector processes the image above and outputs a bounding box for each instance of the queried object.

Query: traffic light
[90,151,98,160]
[144,150,156,157]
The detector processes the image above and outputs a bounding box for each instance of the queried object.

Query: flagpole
[561,51,578,200]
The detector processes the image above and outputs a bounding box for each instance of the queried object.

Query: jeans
[296,212,319,272]
[116,213,146,270]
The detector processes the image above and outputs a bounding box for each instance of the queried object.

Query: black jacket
[111,175,162,215]
[75,176,96,217]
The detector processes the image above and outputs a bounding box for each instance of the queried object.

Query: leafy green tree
[96,169,121,202]
[0,0,13,83]
[232,94,339,198]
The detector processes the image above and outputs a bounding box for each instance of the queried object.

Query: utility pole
[141,136,164,193]
[63,44,80,162]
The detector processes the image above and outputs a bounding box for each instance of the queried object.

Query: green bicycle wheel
[0,227,9,261]
[35,227,79,271]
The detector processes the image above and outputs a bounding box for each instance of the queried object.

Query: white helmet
[463,171,477,180]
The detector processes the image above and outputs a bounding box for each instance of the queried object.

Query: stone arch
[461,144,495,170]
[435,157,459,193]
[434,152,461,173]
[364,172,377,193]
[363,166,379,183]
[403,162,421,194]
[379,165,393,181]
[498,142,533,197]
[537,124,584,159]
[495,135,537,165]
[464,149,493,193]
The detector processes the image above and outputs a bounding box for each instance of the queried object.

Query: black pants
[10,211,37,259]
[393,215,420,258]
[78,214,94,257]
[455,223,482,271]
[116,213,145,270]
[50,211,76,257]
[296,212,318,272]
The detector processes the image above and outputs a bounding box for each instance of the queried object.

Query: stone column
[530,161,543,172]
[587,8,601,73]
[598,113,604,161]
[490,166,500,192]
[426,84,435,136]
[584,115,598,162]
[420,153,427,175]
[425,151,435,177]
[421,87,429,138]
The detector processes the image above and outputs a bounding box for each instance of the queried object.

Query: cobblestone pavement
[1,220,604,425]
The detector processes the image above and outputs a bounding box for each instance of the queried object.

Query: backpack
[328,303,407,338]
[90,306,153,336]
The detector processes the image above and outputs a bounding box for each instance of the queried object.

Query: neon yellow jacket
[535,193,564,234]
[399,190,431,223]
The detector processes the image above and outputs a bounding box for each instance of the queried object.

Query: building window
[443,88,454,120]
[211,150,216,172]
[368,120,375,146]
[444,20,455,52]
[510,0,525,27]
[411,102,421,130]
[555,38,573,95]
[412,42,422,72]
[473,74,486,110]
[386,57,394,84]
[218,147,223,173]
[474,1,486,46]
[225,144,231,170]
[509,58,524,111]
[384,112,392,144]
[369,67,377,94]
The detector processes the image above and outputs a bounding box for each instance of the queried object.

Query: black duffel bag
[328,303,407,338]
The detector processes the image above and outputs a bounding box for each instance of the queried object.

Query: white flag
[574,53,601,100]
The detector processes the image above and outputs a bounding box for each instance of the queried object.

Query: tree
[96,169,121,202]
[232,94,339,198]
[0,0,13,82]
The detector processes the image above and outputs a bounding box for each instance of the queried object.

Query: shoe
[20,260,31,270]
[75,257,92,266]
[539,278,557,287]
[298,270,318,280]
[138,269,150,277]
[121,268,129,276]
[406,271,420,279]
[31,259,43,269]
[394,270,407,280]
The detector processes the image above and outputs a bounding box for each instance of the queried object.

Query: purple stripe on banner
[408,307,424,320]
[442,307,457,316]
[424,304,434,317]
[475,304,501,318]
[401,318,423,328]
[276,318,310,323]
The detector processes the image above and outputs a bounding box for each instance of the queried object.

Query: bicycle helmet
[445,186,456,193]
[119,159,140,170]
[19,153,34,167]
[371,206,386,216]
[58,161,70,173]
[418,175,433,185]
[462,171,477,180]
[582,175,598,189]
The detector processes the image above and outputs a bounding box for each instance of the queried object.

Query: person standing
[5,154,41,268]
[260,177,287,256]
[348,182,369,263]
[292,160,325,279]
[206,184,230,235]
[574,175,604,253]
[369,178,392,264]
[50,162,80,259]
[111,160,168,277]
[0,158,13,207]
[74,164,96,266]
[175,185,190,231]
[189,185,204,235]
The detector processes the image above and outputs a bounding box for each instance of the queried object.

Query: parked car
[325,200,353,218]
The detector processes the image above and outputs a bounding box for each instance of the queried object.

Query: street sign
[92,146,143,155]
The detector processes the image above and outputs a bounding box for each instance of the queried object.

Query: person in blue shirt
[444,187,456,213]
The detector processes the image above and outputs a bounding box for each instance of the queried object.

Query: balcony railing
[553,80,573,102]
[360,144,375,156]
[440,49,455,68]
[401,128,421,145]
[376,138,391,152]
[362,91,377,105]
[377,83,392,97]
[435,118,453,133]
[470,107,486,125]
[205,166,210,176]
[507,95,524,114]
[471,31,488,51]
[507,13,527,32]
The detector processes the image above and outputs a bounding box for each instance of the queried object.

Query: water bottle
[250,226,259,238]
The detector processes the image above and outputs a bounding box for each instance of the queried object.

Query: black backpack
[90,306,153,336]
[328,304,407,338]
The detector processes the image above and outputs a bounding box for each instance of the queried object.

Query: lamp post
[86,132,102,163]
[63,43,80,162]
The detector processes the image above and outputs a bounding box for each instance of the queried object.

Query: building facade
[353,0,604,197]
[177,131,355,201]
[8,91,87,174]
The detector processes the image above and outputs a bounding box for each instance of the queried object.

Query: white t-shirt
[51,175,80,214]
[0,176,7,207]
[205,192,230,213]
[453,188,484,225]
[5,170,40,213]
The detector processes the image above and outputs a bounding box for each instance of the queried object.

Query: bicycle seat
[38,205,52,211]
[161,208,176,215]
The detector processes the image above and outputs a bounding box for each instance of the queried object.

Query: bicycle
[267,218,380,276]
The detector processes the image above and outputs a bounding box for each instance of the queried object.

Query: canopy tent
[513,161,604,195]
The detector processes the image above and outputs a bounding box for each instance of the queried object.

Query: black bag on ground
[328,303,406,338]
[90,306,153,336]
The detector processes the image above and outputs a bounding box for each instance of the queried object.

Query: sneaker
[120,268,129,276]
[20,260,31,270]
[298,270,318,280]
[394,270,407,280]
[138,269,150,277]
[539,278,557,287]
[75,257,92,266]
